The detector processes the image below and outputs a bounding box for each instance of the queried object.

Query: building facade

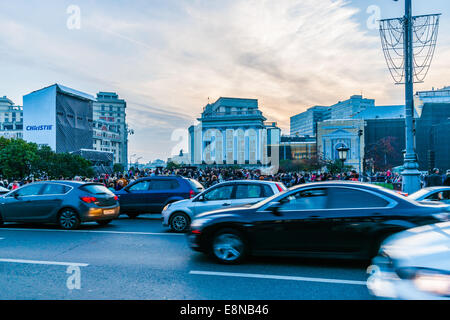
[290,106,330,137]
[415,103,450,171]
[0,96,23,139]
[93,92,128,168]
[330,95,375,120]
[317,119,365,172]
[279,136,317,161]
[414,86,450,117]
[189,97,280,166]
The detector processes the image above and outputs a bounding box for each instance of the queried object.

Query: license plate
[103,209,116,215]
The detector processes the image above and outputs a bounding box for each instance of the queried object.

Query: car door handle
[223,203,231,206]
[309,215,320,218]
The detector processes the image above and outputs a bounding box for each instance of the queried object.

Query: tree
[166,161,181,170]
[324,160,353,174]
[365,136,403,172]
[113,163,125,173]
[0,138,39,179]
[0,138,95,179]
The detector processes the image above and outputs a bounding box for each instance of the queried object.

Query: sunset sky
[1,0,449,163]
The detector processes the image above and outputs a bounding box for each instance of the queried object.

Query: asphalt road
[0,215,374,300]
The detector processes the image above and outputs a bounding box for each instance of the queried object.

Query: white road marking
[189,270,367,286]
[0,228,183,236]
[0,258,89,267]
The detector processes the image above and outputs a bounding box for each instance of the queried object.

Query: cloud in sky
[0,0,449,162]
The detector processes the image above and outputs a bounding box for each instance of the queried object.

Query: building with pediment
[188,97,280,166]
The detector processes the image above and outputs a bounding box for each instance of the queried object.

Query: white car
[0,186,9,196]
[367,221,450,300]
[162,180,287,232]
[409,187,450,205]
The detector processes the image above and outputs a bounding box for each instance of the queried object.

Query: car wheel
[211,229,247,264]
[96,220,112,226]
[127,213,139,219]
[58,209,81,230]
[170,213,190,233]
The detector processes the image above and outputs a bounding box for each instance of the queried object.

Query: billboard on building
[23,84,94,153]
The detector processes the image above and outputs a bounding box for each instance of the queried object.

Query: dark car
[0,181,120,230]
[187,182,449,264]
[115,176,204,218]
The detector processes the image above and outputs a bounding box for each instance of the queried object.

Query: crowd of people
[1,167,449,192]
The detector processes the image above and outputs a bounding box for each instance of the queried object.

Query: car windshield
[188,179,204,192]
[249,189,288,208]
[409,189,436,200]
[80,184,115,196]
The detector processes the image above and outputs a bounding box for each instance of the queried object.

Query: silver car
[409,187,450,205]
[367,221,450,300]
[162,180,287,232]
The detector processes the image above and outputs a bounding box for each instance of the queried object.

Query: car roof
[288,181,403,195]
[419,186,450,191]
[131,176,189,180]
[29,181,99,187]
[213,180,279,185]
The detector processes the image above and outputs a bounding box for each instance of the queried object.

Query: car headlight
[413,269,450,297]
[163,204,172,212]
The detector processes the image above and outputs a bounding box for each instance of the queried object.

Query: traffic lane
[0,213,169,234]
[0,228,187,270]
[0,219,373,299]
[0,260,372,300]
[1,218,370,281]
[0,225,369,281]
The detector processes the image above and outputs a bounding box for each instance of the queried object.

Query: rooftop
[352,105,406,120]
[24,84,95,101]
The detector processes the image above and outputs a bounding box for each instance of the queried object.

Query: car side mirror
[267,202,282,216]
[13,193,19,199]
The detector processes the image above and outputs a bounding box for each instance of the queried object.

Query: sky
[1,0,449,163]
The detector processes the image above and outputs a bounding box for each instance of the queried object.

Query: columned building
[0,96,23,139]
[189,97,280,166]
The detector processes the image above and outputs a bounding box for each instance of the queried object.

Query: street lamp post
[401,0,421,195]
[337,146,349,174]
[380,0,440,194]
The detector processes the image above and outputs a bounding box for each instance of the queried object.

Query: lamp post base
[401,158,421,195]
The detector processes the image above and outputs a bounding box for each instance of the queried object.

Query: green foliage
[113,163,125,173]
[166,161,181,170]
[324,160,353,174]
[0,138,94,179]
[0,138,39,179]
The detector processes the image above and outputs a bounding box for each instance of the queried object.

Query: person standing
[427,168,444,187]
[444,170,450,186]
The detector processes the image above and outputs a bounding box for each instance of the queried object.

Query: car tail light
[189,190,195,199]
[191,229,201,235]
[80,196,97,203]
[114,195,118,201]
[275,183,284,192]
